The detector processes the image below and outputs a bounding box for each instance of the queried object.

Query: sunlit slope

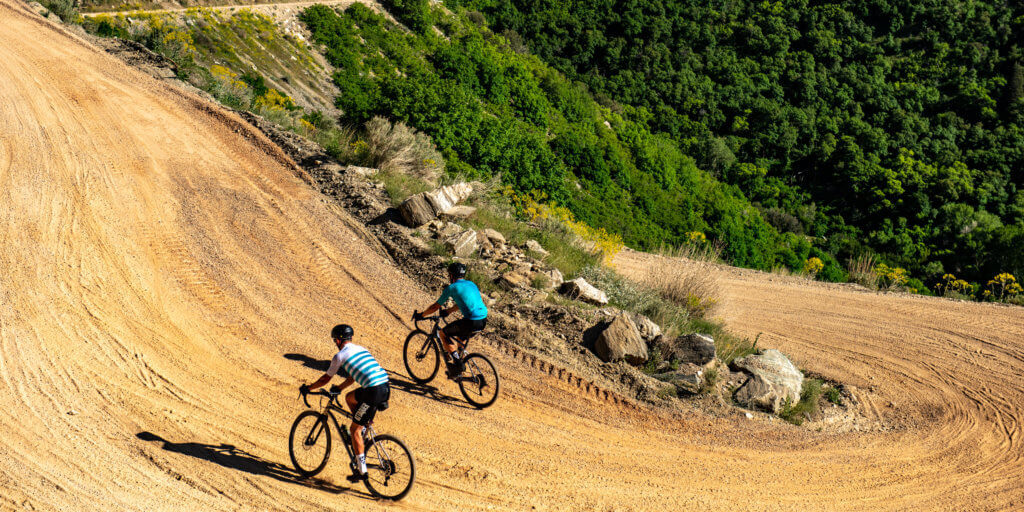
[3,2,1024,510]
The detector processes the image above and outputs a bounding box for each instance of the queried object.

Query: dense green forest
[301,4,850,275]
[455,0,1024,286]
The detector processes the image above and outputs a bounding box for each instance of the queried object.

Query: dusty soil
[2,4,1023,510]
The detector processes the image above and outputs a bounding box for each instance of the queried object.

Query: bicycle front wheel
[403,330,440,383]
[363,434,415,500]
[288,411,331,477]
[458,353,500,408]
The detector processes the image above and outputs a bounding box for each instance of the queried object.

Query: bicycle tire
[403,330,440,384]
[363,434,415,500]
[288,411,332,477]
[458,353,500,408]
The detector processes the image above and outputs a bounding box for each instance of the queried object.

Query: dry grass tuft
[639,244,723,318]
[364,116,444,184]
[847,254,877,289]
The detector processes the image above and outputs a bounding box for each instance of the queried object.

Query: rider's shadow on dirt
[135,431,371,499]
[283,353,473,410]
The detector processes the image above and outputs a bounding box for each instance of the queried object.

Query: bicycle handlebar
[301,389,340,409]
[412,310,447,331]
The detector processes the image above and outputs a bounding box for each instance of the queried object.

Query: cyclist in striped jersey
[300,324,390,481]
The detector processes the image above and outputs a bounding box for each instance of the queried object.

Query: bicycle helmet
[447,262,467,279]
[331,324,354,341]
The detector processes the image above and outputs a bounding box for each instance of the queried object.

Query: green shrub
[824,386,842,406]
[779,378,823,426]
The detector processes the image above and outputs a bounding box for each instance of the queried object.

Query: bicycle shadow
[135,431,372,499]
[283,353,473,410]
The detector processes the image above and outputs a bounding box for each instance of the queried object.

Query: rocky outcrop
[654,333,716,367]
[398,182,476,227]
[732,349,803,413]
[594,313,648,365]
[560,278,609,305]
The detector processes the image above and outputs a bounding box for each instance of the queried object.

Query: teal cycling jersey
[437,279,488,320]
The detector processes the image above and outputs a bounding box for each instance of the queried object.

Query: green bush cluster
[465,0,1024,288]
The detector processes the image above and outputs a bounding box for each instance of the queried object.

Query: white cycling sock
[357,453,367,474]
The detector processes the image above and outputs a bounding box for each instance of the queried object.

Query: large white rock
[559,278,608,305]
[425,182,474,214]
[732,349,804,414]
[398,182,476,227]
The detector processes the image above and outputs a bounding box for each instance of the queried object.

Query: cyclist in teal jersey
[413,262,488,377]
[300,324,390,481]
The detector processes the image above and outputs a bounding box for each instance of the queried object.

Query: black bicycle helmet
[447,262,467,279]
[331,324,354,341]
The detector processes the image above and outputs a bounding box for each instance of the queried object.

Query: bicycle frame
[415,314,469,361]
[302,391,394,475]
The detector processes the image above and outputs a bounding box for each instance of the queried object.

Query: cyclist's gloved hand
[412,311,423,321]
[329,384,341,394]
[299,384,310,395]
[440,309,450,318]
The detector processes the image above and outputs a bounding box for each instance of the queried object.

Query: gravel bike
[289,388,415,500]
[403,312,500,408]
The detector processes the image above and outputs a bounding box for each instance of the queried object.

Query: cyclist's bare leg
[345,391,365,456]
[438,330,462,357]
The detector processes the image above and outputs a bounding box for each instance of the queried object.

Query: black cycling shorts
[352,384,389,426]
[443,317,487,342]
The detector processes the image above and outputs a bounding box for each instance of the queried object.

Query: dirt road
[2,3,1023,510]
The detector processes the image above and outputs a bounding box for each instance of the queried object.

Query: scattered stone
[498,271,530,290]
[481,228,506,246]
[732,349,804,414]
[653,363,704,394]
[559,278,609,305]
[445,230,478,258]
[524,239,549,258]
[653,333,716,367]
[345,165,376,176]
[745,412,754,419]
[536,268,564,291]
[631,313,662,342]
[593,313,648,365]
[437,222,462,239]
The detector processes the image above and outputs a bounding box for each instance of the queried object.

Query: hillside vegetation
[299,3,841,274]
[460,0,1024,290]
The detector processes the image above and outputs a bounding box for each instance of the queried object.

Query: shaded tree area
[461,0,1024,283]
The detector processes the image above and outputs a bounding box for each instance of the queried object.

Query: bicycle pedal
[346,473,368,483]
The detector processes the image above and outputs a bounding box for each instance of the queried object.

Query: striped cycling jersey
[326,343,389,388]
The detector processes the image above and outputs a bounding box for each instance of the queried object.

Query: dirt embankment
[2,3,1024,510]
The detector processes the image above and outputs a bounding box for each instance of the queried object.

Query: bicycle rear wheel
[363,434,415,500]
[403,330,440,383]
[288,411,331,477]
[458,353,500,408]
